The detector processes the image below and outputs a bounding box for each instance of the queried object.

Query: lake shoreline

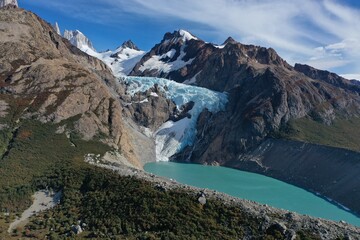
[85,156,360,239]
[167,160,360,220]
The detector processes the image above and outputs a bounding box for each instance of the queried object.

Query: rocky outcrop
[0,8,143,167]
[122,85,178,131]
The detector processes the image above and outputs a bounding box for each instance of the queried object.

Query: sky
[19,0,360,80]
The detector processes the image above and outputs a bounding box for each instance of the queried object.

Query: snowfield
[139,46,194,74]
[123,76,228,161]
[79,45,145,77]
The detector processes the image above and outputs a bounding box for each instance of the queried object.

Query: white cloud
[341,74,360,80]
[22,0,360,77]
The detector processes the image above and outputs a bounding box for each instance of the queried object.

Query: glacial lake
[144,162,360,227]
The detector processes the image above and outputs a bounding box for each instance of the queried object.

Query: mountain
[130,29,203,80]
[130,29,291,87]
[352,79,360,86]
[294,63,360,93]
[130,30,360,214]
[65,36,145,77]
[118,39,140,51]
[0,0,17,8]
[63,29,96,51]
[0,7,149,170]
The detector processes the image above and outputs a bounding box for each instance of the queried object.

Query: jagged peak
[120,40,140,51]
[223,37,237,45]
[63,29,96,51]
[163,29,199,44]
[64,29,82,35]
[52,22,61,35]
[0,0,18,8]
[178,29,198,41]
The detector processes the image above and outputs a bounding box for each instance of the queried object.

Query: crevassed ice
[123,76,228,161]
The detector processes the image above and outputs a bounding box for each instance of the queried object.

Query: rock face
[0,8,143,168]
[228,138,360,214]
[0,0,18,8]
[121,85,178,131]
[294,63,360,93]
[64,29,95,51]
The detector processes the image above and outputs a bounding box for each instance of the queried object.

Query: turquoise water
[144,162,360,227]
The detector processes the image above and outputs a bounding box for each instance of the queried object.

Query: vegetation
[0,116,327,239]
[275,116,360,152]
[0,91,350,239]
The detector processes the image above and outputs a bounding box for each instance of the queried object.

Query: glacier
[123,76,228,161]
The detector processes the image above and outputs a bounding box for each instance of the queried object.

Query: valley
[1,1,360,239]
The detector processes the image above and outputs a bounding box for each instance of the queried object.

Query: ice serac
[0,0,18,8]
[122,76,228,161]
[64,29,96,51]
[52,22,61,35]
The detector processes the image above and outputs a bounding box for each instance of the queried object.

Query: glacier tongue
[123,76,228,161]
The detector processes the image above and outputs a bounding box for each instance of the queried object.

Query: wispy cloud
[21,0,360,79]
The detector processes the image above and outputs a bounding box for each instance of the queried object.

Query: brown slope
[0,7,143,167]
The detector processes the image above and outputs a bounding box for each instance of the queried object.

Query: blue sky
[19,0,360,79]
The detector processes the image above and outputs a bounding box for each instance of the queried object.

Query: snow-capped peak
[163,29,199,44]
[119,40,140,51]
[0,0,18,8]
[178,29,198,42]
[63,29,96,51]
